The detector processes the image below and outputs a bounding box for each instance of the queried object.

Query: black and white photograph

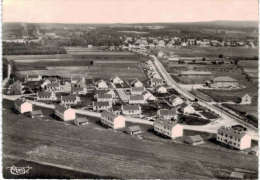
[1,0,259,179]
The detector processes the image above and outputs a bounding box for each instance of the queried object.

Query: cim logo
[6,165,32,175]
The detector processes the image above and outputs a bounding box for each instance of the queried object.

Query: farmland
[2,99,258,179]
[158,47,258,58]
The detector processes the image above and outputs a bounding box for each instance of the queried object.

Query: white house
[61,95,81,105]
[131,79,143,88]
[111,76,124,85]
[25,74,42,82]
[131,87,145,95]
[100,111,125,129]
[217,125,251,150]
[240,94,252,105]
[14,99,33,114]
[183,104,196,114]
[170,96,184,106]
[96,80,108,89]
[150,78,164,87]
[154,119,183,139]
[129,95,145,104]
[37,91,57,101]
[143,91,156,101]
[121,104,141,115]
[156,86,168,94]
[54,105,76,121]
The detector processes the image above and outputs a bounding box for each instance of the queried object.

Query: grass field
[159,47,258,58]
[2,99,258,179]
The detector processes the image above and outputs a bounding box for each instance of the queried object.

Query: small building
[93,101,112,111]
[61,95,81,105]
[74,117,89,126]
[126,125,142,135]
[156,86,167,94]
[121,104,141,115]
[96,80,108,89]
[240,94,252,105]
[150,78,164,87]
[153,119,183,139]
[96,93,113,102]
[25,74,42,82]
[14,99,33,114]
[37,91,57,101]
[183,104,196,114]
[46,82,62,92]
[170,96,184,106]
[111,76,124,85]
[54,105,76,121]
[131,87,145,95]
[183,135,204,146]
[129,95,145,104]
[157,109,177,120]
[143,91,156,101]
[30,110,44,118]
[211,76,239,88]
[217,125,251,150]
[131,79,143,88]
[100,111,125,129]
[71,86,87,95]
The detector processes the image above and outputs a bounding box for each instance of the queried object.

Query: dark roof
[75,117,88,123]
[46,83,60,88]
[130,95,144,101]
[94,101,110,107]
[31,110,43,116]
[122,104,140,111]
[38,91,52,97]
[72,86,84,92]
[158,109,176,117]
[14,99,28,106]
[97,93,112,99]
[61,95,78,102]
[127,125,141,132]
[55,105,71,113]
[131,87,145,92]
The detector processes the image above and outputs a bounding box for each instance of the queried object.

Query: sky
[3,0,259,23]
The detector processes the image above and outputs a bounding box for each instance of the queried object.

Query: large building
[121,104,141,115]
[61,95,81,105]
[217,125,251,150]
[129,95,145,104]
[100,111,125,129]
[157,109,177,120]
[54,105,76,121]
[37,91,57,101]
[211,76,239,88]
[153,118,183,139]
[14,99,33,114]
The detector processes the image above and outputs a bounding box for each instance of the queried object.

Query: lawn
[178,115,211,125]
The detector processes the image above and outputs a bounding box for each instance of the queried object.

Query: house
[183,104,196,114]
[100,111,125,129]
[183,135,204,146]
[150,78,164,87]
[157,109,177,120]
[96,93,113,102]
[54,105,76,121]
[41,79,51,89]
[111,76,124,85]
[30,110,44,118]
[156,86,167,94]
[93,101,112,111]
[74,117,89,126]
[126,125,142,135]
[129,95,145,104]
[37,91,57,101]
[121,104,141,115]
[153,119,183,139]
[46,82,62,92]
[71,86,87,95]
[14,99,33,114]
[170,96,184,106]
[131,79,143,88]
[131,87,145,95]
[217,125,251,150]
[95,89,116,98]
[211,76,239,88]
[25,74,42,82]
[61,95,81,105]
[240,94,252,105]
[143,91,156,101]
[96,80,108,89]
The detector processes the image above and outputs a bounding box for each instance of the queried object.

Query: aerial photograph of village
[2,0,259,179]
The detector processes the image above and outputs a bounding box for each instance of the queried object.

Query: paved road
[150,55,258,140]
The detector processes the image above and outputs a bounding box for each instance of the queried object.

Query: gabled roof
[61,95,78,102]
[158,109,176,117]
[46,82,60,88]
[55,105,72,114]
[38,91,53,97]
[93,101,110,107]
[101,110,117,119]
[130,95,144,101]
[97,93,112,99]
[122,104,140,111]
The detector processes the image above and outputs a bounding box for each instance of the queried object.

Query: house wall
[171,125,183,138]
[240,135,252,150]
[63,109,76,121]
[20,103,33,114]
[114,116,125,129]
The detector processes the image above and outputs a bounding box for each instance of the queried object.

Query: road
[150,55,258,140]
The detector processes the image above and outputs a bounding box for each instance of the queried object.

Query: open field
[158,47,258,58]
[2,99,258,179]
